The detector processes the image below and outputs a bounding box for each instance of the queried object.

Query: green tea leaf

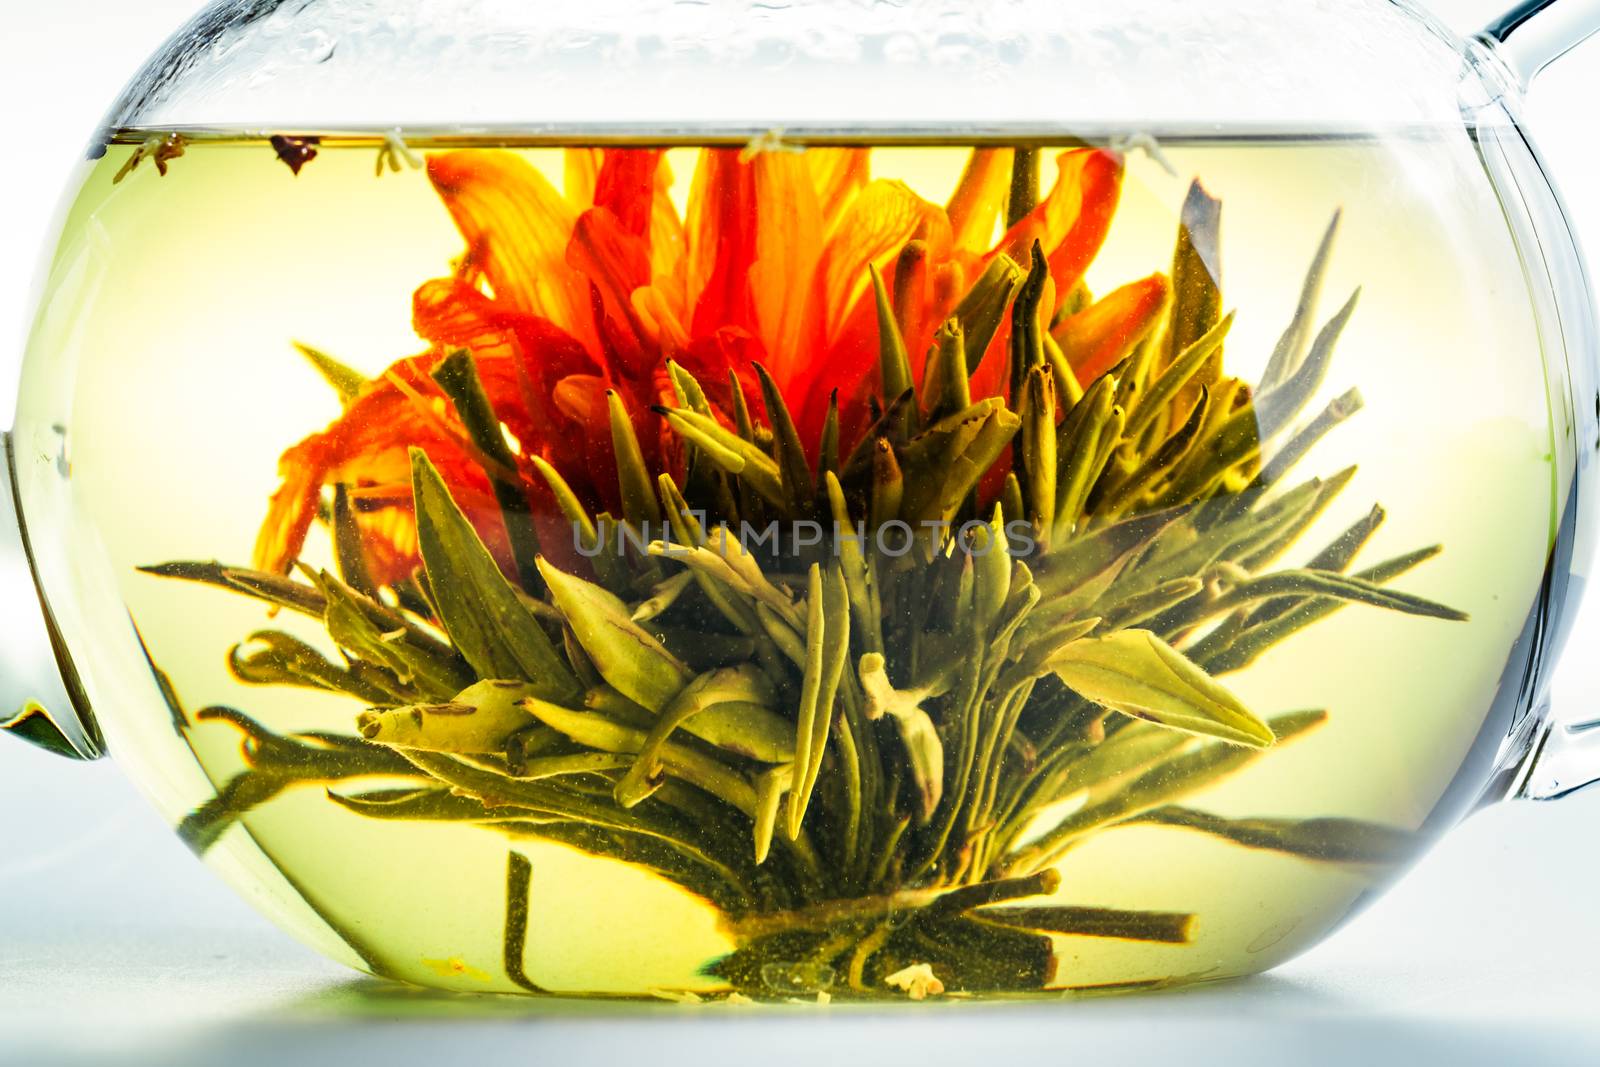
[608,389,664,531]
[358,680,543,755]
[974,906,1195,944]
[1133,805,1418,866]
[755,362,816,514]
[228,629,401,705]
[536,556,690,712]
[1048,629,1274,748]
[615,664,794,807]
[319,573,471,700]
[432,348,543,588]
[1259,210,1341,392]
[1165,181,1224,377]
[953,254,1025,372]
[1213,568,1467,622]
[872,264,916,423]
[411,449,576,698]
[1003,710,1326,875]
[787,564,851,839]
[655,406,786,507]
[330,484,378,598]
[294,341,367,406]
[922,319,971,424]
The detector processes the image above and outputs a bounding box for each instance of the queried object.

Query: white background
[4,1,1600,1064]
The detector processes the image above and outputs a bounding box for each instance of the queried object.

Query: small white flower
[885,962,945,1000]
[377,129,423,176]
[740,128,806,163]
[1109,132,1178,179]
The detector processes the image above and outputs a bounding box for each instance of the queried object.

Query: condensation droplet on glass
[296,30,339,64]
[883,32,922,64]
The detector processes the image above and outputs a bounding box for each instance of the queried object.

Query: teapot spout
[1482,0,1600,87]
[0,432,102,760]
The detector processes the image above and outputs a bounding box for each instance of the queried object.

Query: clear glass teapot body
[5,0,1597,999]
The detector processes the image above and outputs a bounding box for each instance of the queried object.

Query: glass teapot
[5,0,1599,1001]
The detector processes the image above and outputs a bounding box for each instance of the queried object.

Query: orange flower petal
[649,160,689,323]
[810,180,944,351]
[254,439,330,576]
[1053,274,1170,384]
[412,277,599,391]
[594,149,663,238]
[564,148,602,207]
[567,208,654,362]
[993,149,1124,304]
[687,149,760,340]
[808,148,871,231]
[428,151,594,346]
[747,150,825,380]
[1045,150,1124,305]
[947,148,1013,250]
[253,358,510,579]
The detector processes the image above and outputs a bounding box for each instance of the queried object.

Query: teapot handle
[1519,713,1600,800]
[1482,0,1600,86]
[0,432,102,760]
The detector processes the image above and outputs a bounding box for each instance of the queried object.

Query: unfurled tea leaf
[293,341,366,406]
[1134,805,1418,867]
[1047,629,1275,748]
[953,254,1025,372]
[1259,211,1341,393]
[607,389,664,531]
[358,680,543,755]
[755,363,816,513]
[615,665,794,807]
[229,629,400,706]
[752,764,792,866]
[632,570,694,623]
[433,348,543,588]
[871,265,916,423]
[1005,710,1326,875]
[330,483,378,599]
[655,406,786,507]
[665,360,713,417]
[1166,181,1224,378]
[1256,386,1363,488]
[141,560,326,618]
[1021,366,1057,547]
[412,450,576,698]
[787,564,851,839]
[1008,242,1051,406]
[533,455,630,594]
[1255,288,1361,438]
[974,905,1196,944]
[922,319,971,424]
[536,557,690,711]
[1214,568,1467,622]
[818,391,841,481]
[523,696,759,818]
[327,786,504,823]
[1127,313,1234,442]
[320,573,470,700]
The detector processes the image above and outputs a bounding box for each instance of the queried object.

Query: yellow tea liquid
[14,128,1563,997]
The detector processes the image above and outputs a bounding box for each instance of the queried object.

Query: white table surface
[6,1,1600,1064]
